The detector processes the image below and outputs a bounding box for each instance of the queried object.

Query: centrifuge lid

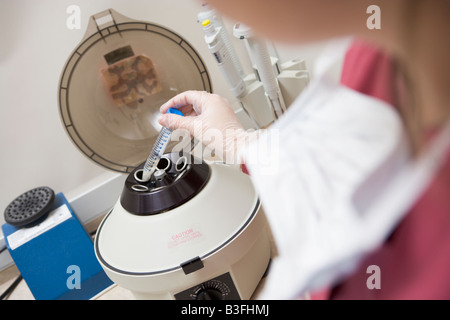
[58,9,211,173]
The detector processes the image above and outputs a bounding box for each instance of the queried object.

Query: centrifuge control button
[195,288,224,300]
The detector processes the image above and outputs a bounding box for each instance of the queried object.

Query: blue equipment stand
[1,193,113,300]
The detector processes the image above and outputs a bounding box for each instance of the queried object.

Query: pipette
[233,23,287,119]
[141,108,183,182]
[201,19,260,128]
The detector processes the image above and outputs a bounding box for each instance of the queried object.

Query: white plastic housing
[94,162,272,299]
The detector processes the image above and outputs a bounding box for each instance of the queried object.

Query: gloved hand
[159,90,259,163]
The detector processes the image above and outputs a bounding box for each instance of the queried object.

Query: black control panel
[174,272,241,300]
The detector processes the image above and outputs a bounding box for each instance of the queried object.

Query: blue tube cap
[166,108,184,116]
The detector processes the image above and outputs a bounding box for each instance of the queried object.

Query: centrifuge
[57,9,272,300]
[95,152,271,299]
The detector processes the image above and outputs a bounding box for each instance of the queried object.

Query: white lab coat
[243,39,450,299]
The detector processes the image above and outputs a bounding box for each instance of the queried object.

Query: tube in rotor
[141,108,183,182]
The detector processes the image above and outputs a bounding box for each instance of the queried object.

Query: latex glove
[159,90,259,163]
